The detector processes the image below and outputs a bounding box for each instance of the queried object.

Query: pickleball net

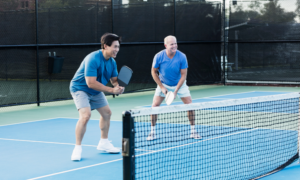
[122,92,300,180]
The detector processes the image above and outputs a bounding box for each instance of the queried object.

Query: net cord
[131,92,300,117]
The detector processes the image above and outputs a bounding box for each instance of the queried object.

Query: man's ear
[103,44,107,50]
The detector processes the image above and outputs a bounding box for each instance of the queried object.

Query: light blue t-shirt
[70,50,118,95]
[152,50,188,86]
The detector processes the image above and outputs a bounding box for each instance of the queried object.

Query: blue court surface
[0,91,299,180]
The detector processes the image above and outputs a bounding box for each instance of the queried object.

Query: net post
[122,111,135,180]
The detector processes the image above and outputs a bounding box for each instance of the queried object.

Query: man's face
[165,38,177,54]
[104,40,120,58]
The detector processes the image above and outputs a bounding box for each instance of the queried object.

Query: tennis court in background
[0,86,300,180]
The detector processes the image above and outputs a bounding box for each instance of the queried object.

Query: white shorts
[154,81,191,98]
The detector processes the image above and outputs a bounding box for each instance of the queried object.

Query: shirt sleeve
[111,60,118,77]
[181,54,188,69]
[152,54,159,68]
[85,54,98,77]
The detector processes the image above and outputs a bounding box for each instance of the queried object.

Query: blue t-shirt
[70,50,118,95]
[152,50,188,86]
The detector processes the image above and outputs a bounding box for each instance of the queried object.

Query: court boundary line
[0,138,97,147]
[0,118,59,127]
[135,128,258,156]
[137,91,292,108]
[0,117,121,127]
[135,91,257,108]
[27,158,123,180]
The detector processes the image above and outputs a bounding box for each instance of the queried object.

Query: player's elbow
[86,81,95,88]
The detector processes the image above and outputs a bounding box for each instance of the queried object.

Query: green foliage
[259,0,296,23]
[296,0,300,17]
[231,0,296,24]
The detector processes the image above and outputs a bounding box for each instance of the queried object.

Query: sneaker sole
[71,157,81,161]
[97,148,120,154]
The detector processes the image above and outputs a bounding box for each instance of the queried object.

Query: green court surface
[1,85,300,126]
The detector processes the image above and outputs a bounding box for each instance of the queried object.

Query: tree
[296,0,300,19]
[230,0,296,24]
[259,0,296,23]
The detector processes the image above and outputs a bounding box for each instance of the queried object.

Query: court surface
[0,85,300,180]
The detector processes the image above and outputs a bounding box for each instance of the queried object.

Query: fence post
[173,0,176,36]
[35,0,40,106]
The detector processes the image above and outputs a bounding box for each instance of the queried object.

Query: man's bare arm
[175,68,187,93]
[85,76,122,94]
[151,67,163,88]
[151,67,167,95]
[110,77,119,87]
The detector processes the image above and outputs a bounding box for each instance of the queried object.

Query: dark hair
[101,33,121,49]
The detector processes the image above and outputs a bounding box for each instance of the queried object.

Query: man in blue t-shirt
[70,33,124,161]
[147,35,201,141]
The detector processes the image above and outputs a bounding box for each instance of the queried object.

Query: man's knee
[79,108,91,123]
[152,103,160,107]
[181,96,192,104]
[97,106,112,120]
[152,96,164,107]
[103,109,112,119]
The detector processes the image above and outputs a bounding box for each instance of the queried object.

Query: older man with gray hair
[147,35,201,141]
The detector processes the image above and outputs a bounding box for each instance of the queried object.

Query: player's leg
[71,91,92,161]
[178,82,201,139]
[76,107,92,145]
[151,95,165,126]
[93,92,120,153]
[147,86,166,141]
[96,105,112,139]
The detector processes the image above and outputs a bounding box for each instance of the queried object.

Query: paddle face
[165,91,175,105]
[117,66,133,87]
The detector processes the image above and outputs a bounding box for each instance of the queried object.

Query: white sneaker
[147,132,157,141]
[190,132,202,139]
[71,147,82,161]
[97,140,120,154]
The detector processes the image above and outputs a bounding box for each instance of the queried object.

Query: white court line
[204,97,232,99]
[201,91,256,99]
[0,138,122,149]
[27,158,123,180]
[0,138,96,147]
[56,117,121,121]
[135,148,153,152]
[135,128,258,156]
[0,117,121,127]
[0,118,60,127]
[135,91,257,108]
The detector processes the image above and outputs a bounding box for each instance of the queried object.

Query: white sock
[151,126,155,134]
[75,145,82,150]
[191,125,195,133]
[100,138,109,143]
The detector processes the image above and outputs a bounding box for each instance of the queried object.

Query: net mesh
[126,93,300,180]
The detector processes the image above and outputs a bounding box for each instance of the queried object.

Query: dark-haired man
[147,35,201,141]
[70,33,124,161]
